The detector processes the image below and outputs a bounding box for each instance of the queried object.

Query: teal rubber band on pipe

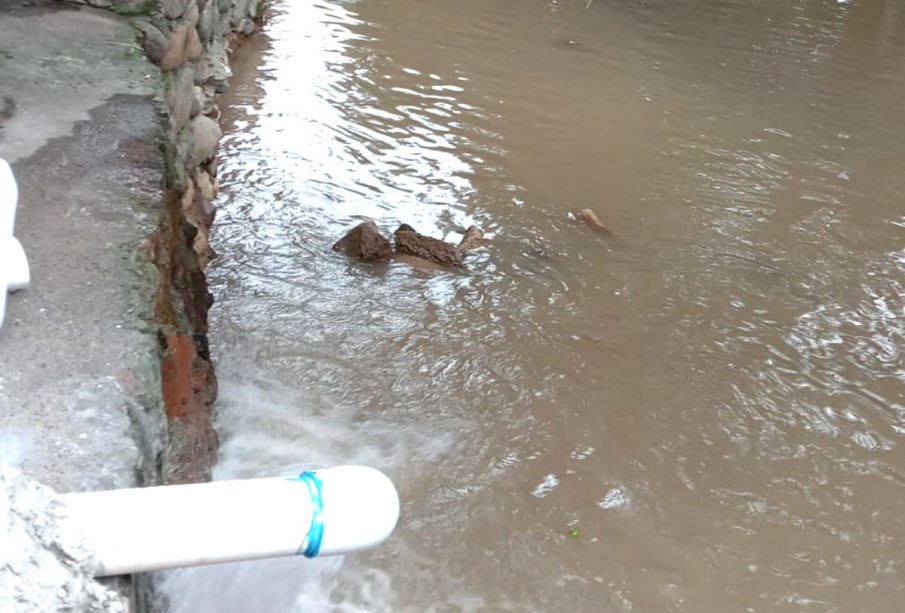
[292,471,324,558]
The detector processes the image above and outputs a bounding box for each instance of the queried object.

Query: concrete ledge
[0,0,165,493]
[0,93,164,493]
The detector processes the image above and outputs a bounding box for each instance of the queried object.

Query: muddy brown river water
[159,0,905,611]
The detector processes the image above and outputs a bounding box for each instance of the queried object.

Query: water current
[160,1,905,611]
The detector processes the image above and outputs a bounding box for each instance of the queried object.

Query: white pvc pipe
[3,237,29,290]
[1,158,30,328]
[59,466,400,577]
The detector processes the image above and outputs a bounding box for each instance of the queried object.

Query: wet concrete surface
[0,0,155,162]
[0,2,163,492]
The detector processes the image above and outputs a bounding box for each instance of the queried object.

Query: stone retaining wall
[147,0,262,484]
[66,0,263,485]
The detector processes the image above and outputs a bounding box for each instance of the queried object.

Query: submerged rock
[332,220,392,262]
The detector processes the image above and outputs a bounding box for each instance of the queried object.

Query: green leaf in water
[569,526,581,539]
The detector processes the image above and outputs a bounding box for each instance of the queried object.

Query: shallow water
[160,0,905,611]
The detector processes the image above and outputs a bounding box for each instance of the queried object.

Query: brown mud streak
[155,189,219,484]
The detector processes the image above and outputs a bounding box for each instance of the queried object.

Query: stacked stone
[53,1,260,483]
[139,0,261,484]
[55,0,263,484]
[143,3,217,269]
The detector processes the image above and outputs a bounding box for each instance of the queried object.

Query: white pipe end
[1,157,29,330]
[4,237,30,291]
[315,465,400,557]
[0,158,18,234]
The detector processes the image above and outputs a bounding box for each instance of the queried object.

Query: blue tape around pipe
[294,471,324,558]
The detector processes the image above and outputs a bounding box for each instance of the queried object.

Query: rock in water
[393,224,464,268]
[333,220,392,261]
[578,208,613,236]
[457,225,485,253]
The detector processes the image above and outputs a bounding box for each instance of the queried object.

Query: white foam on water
[597,486,630,510]
[531,473,559,498]
[159,556,345,613]
[158,366,466,612]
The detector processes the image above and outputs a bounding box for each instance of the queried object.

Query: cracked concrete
[0,1,164,493]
